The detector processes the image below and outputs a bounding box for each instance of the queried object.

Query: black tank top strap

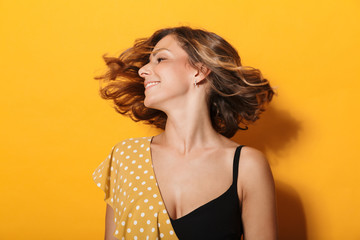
[232,145,244,186]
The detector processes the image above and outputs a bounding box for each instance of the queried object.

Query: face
[138,34,197,111]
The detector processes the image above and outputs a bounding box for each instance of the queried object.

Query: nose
[138,63,151,78]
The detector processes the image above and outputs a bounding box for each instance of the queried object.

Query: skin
[105,34,278,240]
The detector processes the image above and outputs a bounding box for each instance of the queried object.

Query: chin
[144,96,157,109]
[144,99,151,108]
[144,97,165,112]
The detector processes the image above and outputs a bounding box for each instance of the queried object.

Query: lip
[144,81,160,90]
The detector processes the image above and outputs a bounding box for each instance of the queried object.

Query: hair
[94,26,275,138]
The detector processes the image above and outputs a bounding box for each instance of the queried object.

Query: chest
[149,146,241,220]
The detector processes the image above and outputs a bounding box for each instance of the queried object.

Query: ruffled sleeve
[92,137,178,239]
[92,143,119,208]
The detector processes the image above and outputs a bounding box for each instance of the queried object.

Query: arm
[238,147,278,240]
[105,204,118,240]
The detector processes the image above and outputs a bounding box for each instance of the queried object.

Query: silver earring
[194,79,197,86]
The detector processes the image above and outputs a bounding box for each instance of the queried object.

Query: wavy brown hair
[94,26,275,138]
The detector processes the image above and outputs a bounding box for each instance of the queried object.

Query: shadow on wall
[232,106,306,239]
[275,180,307,240]
[232,105,302,158]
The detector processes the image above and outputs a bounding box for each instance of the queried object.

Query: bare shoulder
[237,146,278,239]
[238,146,275,196]
[240,146,269,167]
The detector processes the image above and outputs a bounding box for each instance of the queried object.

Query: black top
[170,145,244,240]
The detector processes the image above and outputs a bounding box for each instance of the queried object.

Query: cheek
[156,64,191,87]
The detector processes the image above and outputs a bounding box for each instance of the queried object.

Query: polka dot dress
[92,136,179,240]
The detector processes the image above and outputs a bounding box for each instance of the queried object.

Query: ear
[194,63,211,84]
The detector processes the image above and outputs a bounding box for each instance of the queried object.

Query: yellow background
[1,0,359,239]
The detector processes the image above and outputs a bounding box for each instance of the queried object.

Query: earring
[194,78,197,86]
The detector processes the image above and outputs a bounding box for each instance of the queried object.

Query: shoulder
[115,136,151,145]
[238,146,275,197]
[107,136,152,160]
[112,136,152,150]
[236,146,278,238]
[239,146,269,168]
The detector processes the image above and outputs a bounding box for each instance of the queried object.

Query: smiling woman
[139,34,209,111]
[93,26,278,240]
[94,26,274,137]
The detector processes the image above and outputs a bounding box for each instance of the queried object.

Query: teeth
[145,82,160,89]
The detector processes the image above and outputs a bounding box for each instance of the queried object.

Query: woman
[93,26,278,240]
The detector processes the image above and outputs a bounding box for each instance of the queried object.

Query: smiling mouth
[145,81,160,90]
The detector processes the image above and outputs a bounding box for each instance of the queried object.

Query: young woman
[93,26,278,240]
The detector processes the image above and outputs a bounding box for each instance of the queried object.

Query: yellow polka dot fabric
[92,136,179,240]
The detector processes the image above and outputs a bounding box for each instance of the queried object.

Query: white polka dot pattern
[93,136,178,239]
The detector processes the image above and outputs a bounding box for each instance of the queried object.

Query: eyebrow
[150,48,171,58]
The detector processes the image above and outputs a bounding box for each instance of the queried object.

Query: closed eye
[157,57,166,63]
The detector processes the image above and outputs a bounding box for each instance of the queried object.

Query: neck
[156,95,223,155]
